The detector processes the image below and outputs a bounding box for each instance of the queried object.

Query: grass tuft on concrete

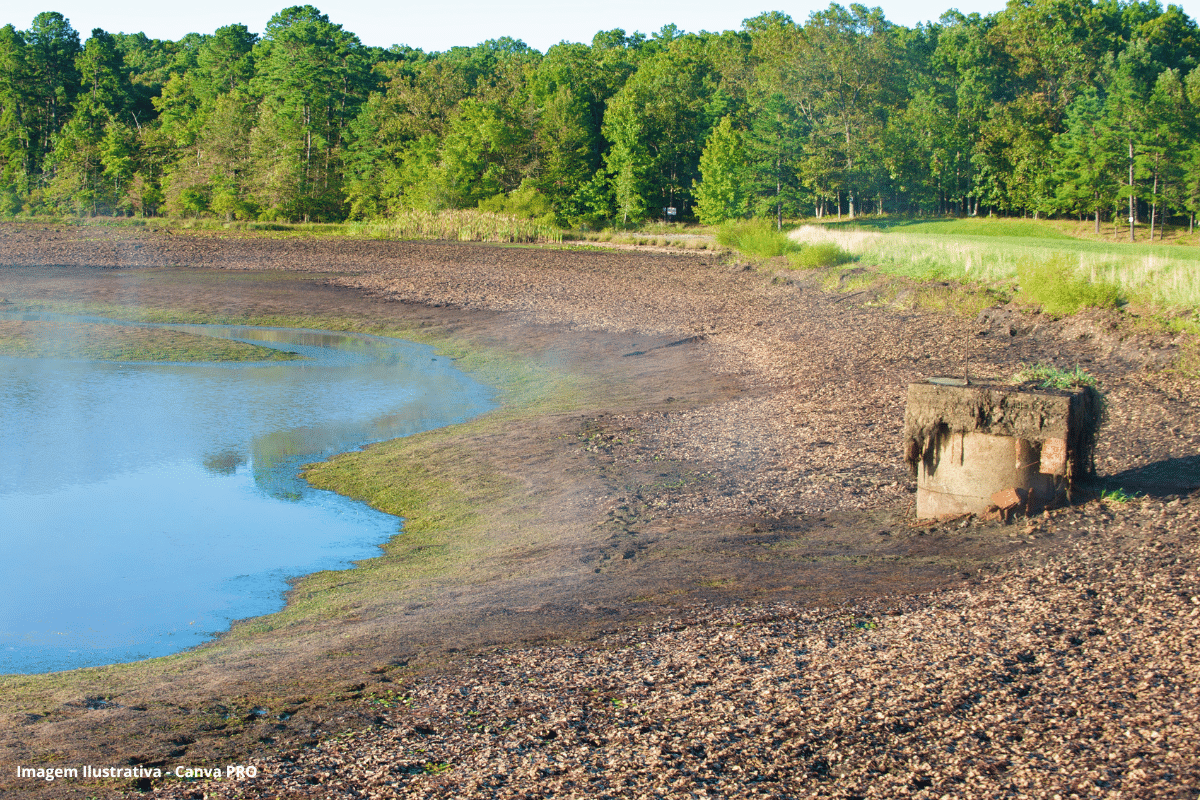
[1011,363,1101,391]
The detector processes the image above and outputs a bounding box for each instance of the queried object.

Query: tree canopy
[1,2,1198,229]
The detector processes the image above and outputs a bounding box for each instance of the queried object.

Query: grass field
[789,217,1200,318]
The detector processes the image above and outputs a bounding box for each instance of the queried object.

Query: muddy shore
[0,222,1197,798]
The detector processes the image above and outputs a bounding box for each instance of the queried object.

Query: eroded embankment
[0,223,1197,798]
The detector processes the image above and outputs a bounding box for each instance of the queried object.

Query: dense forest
[1,1,1198,229]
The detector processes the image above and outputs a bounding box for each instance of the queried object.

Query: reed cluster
[351,210,563,244]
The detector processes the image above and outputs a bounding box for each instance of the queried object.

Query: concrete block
[904,380,1101,519]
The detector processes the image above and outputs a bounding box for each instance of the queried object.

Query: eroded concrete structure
[904,380,1100,519]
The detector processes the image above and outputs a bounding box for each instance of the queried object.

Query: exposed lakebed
[0,315,495,674]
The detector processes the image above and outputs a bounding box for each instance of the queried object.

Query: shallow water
[0,317,495,674]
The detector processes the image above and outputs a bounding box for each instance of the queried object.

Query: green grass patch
[1011,362,1101,390]
[716,219,797,259]
[1099,487,1139,503]
[1016,255,1123,317]
[828,216,1076,239]
[788,223,1200,314]
[0,320,300,362]
[787,242,855,269]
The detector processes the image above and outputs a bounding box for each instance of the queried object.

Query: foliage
[716,218,796,258]
[1017,255,1123,316]
[478,183,557,225]
[787,242,855,269]
[693,116,746,224]
[0,3,1199,229]
[1011,362,1100,390]
[353,209,562,243]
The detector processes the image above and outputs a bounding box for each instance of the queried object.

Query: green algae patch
[0,319,300,362]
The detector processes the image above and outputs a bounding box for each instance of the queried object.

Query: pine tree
[744,93,803,229]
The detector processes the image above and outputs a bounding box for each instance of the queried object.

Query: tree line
[1,2,1198,233]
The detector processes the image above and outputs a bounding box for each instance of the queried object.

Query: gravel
[149,498,1199,799]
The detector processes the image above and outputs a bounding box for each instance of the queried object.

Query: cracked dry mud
[0,223,1197,799]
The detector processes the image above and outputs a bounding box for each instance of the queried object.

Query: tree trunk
[1149,161,1159,242]
[776,179,782,231]
[1128,138,1135,243]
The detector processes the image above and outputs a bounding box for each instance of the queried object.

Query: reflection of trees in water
[251,429,311,502]
[202,449,246,476]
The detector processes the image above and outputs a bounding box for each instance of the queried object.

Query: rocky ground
[1,222,1197,798]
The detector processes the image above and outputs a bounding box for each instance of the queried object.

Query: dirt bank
[0,222,1197,798]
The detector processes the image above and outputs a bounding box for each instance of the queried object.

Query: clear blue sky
[16,0,1193,53]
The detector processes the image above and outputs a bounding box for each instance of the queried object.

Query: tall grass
[716,219,796,258]
[350,210,562,244]
[787,242,855,269]
[788,224,1200,313]
[1016,256,1122,316]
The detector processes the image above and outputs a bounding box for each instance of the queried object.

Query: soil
[0,221,1197,798]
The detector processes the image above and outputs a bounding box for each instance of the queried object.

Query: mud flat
[0,222,1197,798]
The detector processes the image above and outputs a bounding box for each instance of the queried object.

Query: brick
[991,487,1025,510]
[1040,437,1068,476]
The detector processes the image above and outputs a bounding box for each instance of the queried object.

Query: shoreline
[1,224,1197,798]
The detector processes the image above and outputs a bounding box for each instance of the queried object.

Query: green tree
[1103,39,1164,240]
[693,115,746,224]
[1182,68,1200,232]
[601,35,716,222]
[20,12,80,204]
[1141,68,1192,237]
[45,29,133,214]
[156,25,259,217]
[0,25,34,210]
[249,5,371,220]
[793,4,900,218]
[1052,89,1119,230]
[744,94,805,227]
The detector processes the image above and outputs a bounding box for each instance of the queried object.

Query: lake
[0,317,495,674]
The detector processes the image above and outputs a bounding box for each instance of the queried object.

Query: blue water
[0,318,495,674]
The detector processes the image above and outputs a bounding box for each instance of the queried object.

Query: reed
[350,210,563,244]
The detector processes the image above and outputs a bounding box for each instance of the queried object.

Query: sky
[14,0,1196,53]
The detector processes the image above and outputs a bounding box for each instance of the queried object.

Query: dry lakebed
[0,221,1197,799]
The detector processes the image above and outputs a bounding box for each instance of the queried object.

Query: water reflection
[0,317,495,674]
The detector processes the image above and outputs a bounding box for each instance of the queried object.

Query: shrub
[716,219,796,259]
[1017,256,1122,317]
[788,242,855,269]
[478,184,558,227]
